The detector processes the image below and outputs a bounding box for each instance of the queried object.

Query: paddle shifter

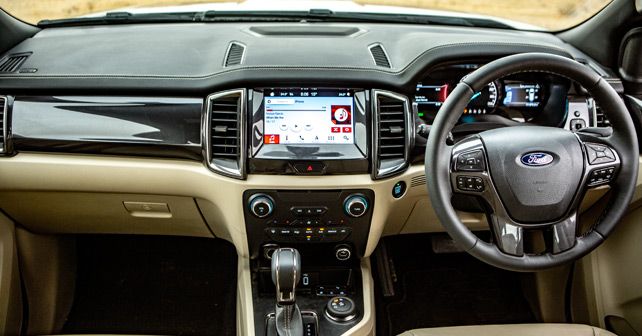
[271,248,304,336]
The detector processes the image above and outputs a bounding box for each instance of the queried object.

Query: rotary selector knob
[344,194,368,218]
[249,194,275,218]
[325,296,357,322]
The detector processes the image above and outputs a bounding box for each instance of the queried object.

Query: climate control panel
[243,189,375,259]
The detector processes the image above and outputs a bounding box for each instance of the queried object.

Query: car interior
[0,0,641,335]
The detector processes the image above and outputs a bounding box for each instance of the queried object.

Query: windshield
[0,0,612,31]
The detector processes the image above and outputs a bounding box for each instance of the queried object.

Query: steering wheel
[425,53,639,271]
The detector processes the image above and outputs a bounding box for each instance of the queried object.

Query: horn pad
[479,126,584,224]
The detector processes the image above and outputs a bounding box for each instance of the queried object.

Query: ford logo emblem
[520,152,554,166]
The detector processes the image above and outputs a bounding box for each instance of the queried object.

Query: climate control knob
[344,194,368,218]
[249,194,275,218]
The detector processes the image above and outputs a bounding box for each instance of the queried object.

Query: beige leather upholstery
[398,324,617,336]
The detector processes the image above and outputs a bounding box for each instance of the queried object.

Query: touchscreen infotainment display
[263,88,354,145]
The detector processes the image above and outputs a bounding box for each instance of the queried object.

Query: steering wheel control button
[586,144,616,165]
[326,296,357,322]
[587,166,616,186]
[392,181,407,198]
[249,194,274,218]
[344,195,368,217]
[293,162,326,174]
[456,176,485,192]
[455,150,485,172]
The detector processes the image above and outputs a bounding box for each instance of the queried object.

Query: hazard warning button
[292,162,326,174]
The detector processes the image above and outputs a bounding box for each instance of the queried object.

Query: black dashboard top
[0,22,594,93]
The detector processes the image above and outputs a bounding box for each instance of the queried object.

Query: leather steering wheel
[425,53,639,271]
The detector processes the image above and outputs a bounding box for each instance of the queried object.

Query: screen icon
[290,124,302,132]
[331,105,352,125]
[264,134,280,144]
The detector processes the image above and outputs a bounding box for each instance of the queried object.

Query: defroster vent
[373,90,411,179]
[224,42,245,67]
[369,44,391,68]
[0,53,30,73]
[206,89,246,179]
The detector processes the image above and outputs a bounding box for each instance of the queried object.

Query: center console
[244,189,373,335]
[225,86,411,335]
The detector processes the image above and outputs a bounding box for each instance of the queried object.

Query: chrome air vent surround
[0,96,6,153]
[372,90,412,179]
[204,89,246,179]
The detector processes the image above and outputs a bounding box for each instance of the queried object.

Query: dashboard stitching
[0,42,571,80]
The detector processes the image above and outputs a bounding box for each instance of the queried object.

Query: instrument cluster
[414,63,553,125]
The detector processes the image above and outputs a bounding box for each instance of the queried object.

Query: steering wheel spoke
[489,214,524,256]
[549,213,578,254]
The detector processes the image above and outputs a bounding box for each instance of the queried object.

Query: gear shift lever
[271,248,303,336]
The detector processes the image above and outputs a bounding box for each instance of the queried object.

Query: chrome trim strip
[0,96,7,154]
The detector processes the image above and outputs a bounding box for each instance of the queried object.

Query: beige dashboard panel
[0,192,213,238]
[15,228,75,335]
[0,153,422,257]
[577,205,642,332]
[0,213,22,336]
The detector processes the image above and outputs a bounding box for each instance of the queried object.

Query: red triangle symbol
[307,165,313,171]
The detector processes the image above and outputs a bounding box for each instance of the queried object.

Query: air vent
[0,53,29,73]
[373,90,411,179]
[595,105,610,127]
[206,89,245,179]
[0,96,5,153]
[369,44,391,68]
[411,175,426,188]
[224,42,245,67]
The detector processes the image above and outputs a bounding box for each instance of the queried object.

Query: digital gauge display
[415,82,498,124]
[502,82,541,107]
[414,63,546,125]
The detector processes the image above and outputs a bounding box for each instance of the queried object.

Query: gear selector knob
[271,248,301,305]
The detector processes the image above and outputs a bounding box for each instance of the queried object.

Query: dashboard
[0,21,621,245]
[0,19,632,336]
